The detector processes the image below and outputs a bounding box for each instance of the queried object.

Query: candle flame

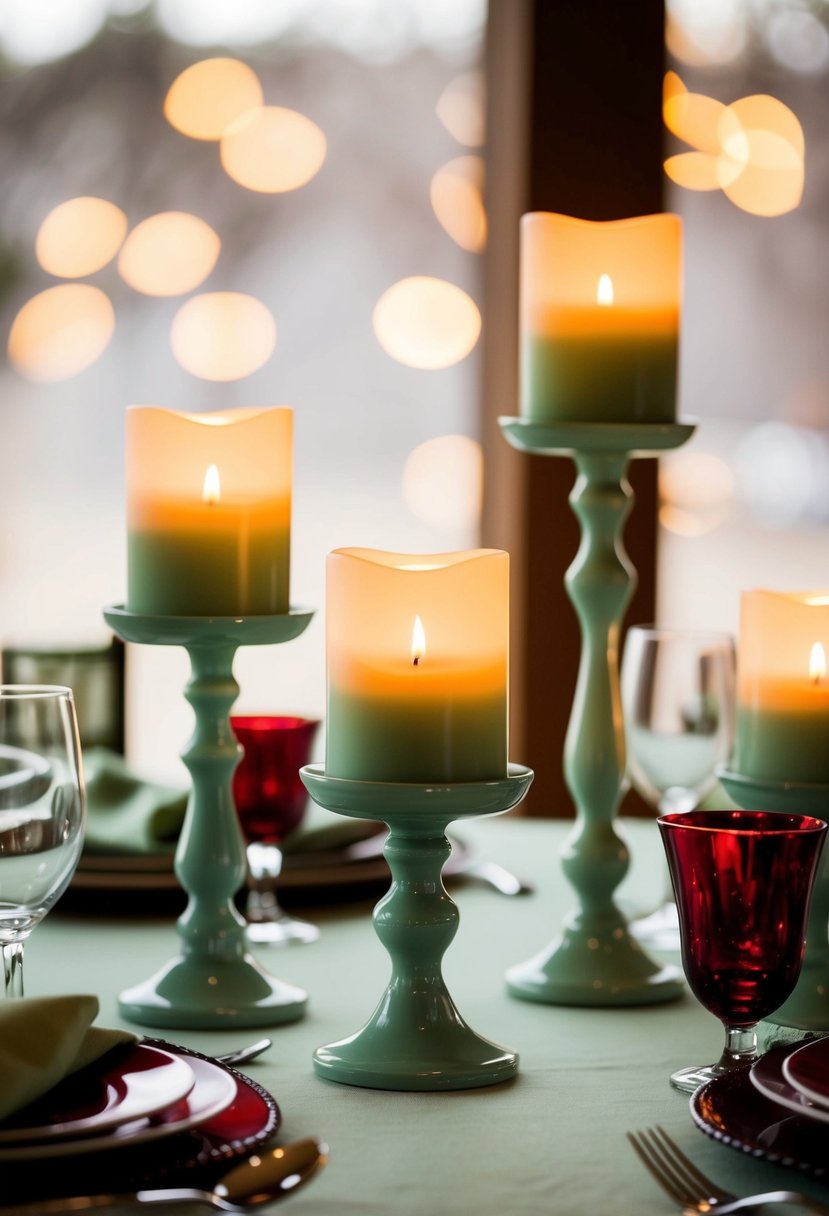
[411,614,426,667]
[597,273,614,307]
[810,642,826,685]
[202,463,221,504]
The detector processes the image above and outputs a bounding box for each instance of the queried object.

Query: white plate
[0,1052,237,1159]
[0,1044,194,1144]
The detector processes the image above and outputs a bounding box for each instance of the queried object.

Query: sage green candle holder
[300,762,533,1091]
[103,603,313,1030]
[498,417,695,1006]
[719,766,829,1033]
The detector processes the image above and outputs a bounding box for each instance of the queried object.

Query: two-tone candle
[325,549,508,783]
[520,212,682,423]
[735,590,829,785]
[126,406,292,617]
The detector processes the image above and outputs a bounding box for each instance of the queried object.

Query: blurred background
[0,0,826,784]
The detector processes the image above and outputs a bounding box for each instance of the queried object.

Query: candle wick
[413,656,420,667]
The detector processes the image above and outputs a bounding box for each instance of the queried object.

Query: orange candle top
[738,590,829,710]
[326,548,508,699]
[520,212,682,339]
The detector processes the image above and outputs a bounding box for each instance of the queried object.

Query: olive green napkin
[83,748,380,857]
[0,995,136,1122]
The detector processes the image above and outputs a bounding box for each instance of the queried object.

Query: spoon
[0,1135,328,1214]
[213,1038,273,1067]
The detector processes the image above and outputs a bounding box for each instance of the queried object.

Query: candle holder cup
[300,762,533,1091]
[719,766,829,1033]
[103,604,313,1029]
[498,418,694,1006]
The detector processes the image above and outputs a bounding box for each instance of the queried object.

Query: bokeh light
[170,291,277,381]
[164,58,264,141]
[664,81,805,217]
[35,197,128,278]
[8,284,115,382]
[663,90,725,155]
[435,72,484,146]
[430,155,486,253]
[403,434,483,531]
[659,451,735,537]
[373,276,481,370]
[220,106,326,193]
[117,212,221,296]
[665,0,747,68]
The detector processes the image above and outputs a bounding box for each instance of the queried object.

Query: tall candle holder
[499,417,694,1006]
[300,763,533,1091]
[103,604,313,1030]
[719,767,829,1032]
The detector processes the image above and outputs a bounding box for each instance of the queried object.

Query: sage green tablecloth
[27,818,829,1215]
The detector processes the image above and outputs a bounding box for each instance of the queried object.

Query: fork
[627,1126,829,1215]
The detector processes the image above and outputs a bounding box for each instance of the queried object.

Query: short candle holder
[499,418,695,1006]
[719,767,829,1033]
[300,763,533,1091]
[103,604,313,1030]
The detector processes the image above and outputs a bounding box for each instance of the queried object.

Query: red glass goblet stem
[658,809,826,1089]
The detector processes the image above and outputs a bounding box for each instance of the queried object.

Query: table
[27,817,829,1215]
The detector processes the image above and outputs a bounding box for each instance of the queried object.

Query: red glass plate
[0,1041,281,1207]
[783,1038,829,1111]
[0,1043,195,1144]
[691,1045,829,1177]
[750,1044,829,1124]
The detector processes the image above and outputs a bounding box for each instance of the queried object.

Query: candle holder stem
[500,419,694,1006]
[301,764,533,1091]
[104,605,313,1029]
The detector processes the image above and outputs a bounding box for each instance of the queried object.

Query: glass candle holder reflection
[658,808,826,1094]
[231,715,320,946]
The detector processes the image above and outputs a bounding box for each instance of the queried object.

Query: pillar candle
[326,549,508,783]
[126,406,291,616]
[520,211,682,424]
[735,590,829,785]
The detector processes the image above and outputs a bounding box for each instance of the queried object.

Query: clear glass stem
[3,942,24,997]
[718,1022,759,1069]
[246,842,285,920]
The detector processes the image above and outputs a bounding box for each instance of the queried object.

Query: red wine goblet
[231,715,321,946]
[658,808,826,1094]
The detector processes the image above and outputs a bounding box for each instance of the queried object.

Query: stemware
[621,626,736,948]
[231,715,321,946]
[659,808,826,1093]
[0,685,85,996]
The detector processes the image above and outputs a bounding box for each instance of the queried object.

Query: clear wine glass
[620,626,736,949]
[659,808,826,1092]
[231,715,321,946]
[0,685,85,996]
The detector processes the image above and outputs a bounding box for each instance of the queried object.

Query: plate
[0,1041,281,1207]
[0,1047,236,1159]
[783,1037,829,1111]
[691,1045,829,1177]
[750,1044,829,1124]
[0,1043,195,1144]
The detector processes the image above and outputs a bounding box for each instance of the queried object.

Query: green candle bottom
[735,707,829,786]
[325,687,507,783]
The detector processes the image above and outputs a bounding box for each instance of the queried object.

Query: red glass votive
[231,716,320,846]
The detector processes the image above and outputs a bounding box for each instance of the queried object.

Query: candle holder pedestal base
[300,763,533,1091]
[499,418,694,1007]
[719,767,829,1033]
[104,604,313,1030]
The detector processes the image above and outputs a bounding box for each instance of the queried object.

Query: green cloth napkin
[0,995,136,1122]
[83,748,380,857]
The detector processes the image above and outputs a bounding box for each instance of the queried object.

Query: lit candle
[519,211,682,424]
[325,548,508,783]
[735,590,829,784]
[126,406,292,617]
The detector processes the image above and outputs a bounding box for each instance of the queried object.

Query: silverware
[213,1038,273,1066]
[450,858,534,896]
[628,1125,829,1215]
[0,1135,328,1214]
